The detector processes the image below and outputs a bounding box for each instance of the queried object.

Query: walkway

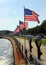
[16,37,46,65]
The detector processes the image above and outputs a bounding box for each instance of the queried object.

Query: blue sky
[0,0,46,31]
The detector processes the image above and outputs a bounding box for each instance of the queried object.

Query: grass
[42,39,46,46]
[15,36,28,40]
[32,38,46,46]
[15,36,46,46]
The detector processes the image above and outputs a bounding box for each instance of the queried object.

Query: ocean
[0,39,14,65]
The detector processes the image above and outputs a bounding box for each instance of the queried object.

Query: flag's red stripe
[19,22,28,30]
[25,9,39,23]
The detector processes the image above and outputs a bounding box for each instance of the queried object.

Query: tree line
[24,20,46,35]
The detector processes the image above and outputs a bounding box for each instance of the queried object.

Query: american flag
[19,21,28,30]
[16,26,20,33]
[24,9,40,23]
[13,26,20,34]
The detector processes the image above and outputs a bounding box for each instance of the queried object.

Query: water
[0,39,14,65]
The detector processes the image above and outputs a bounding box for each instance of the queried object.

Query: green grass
[15,36,46,46]
[42,39,46,46]
[32,38,46,46]
[15,36,28,40]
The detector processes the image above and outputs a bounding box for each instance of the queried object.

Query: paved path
[16,37,46,65]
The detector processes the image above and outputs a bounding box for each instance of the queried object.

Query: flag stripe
[19,21,28,30]
[24,8,40,23]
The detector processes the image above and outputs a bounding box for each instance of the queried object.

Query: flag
[19,21,28,30]
[24,8,40,23]
[16,26,20,33]
[23,22,28,28]
[17,26,20,28]
[16,28,19,33]
[13,30,16,34]
[19,21,23,25]
[13,28,17,34]
[13,26,20,34]
[19,21,24,30]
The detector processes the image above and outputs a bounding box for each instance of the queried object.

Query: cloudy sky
[0,0,46,31]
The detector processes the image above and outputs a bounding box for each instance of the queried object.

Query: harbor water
[0,39,14,65]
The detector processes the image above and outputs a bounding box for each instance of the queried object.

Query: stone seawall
[0,36,26,65]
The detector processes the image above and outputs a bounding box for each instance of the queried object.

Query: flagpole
[24,7,26,55]
[24,7,25,28]
[18,21,20,41]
